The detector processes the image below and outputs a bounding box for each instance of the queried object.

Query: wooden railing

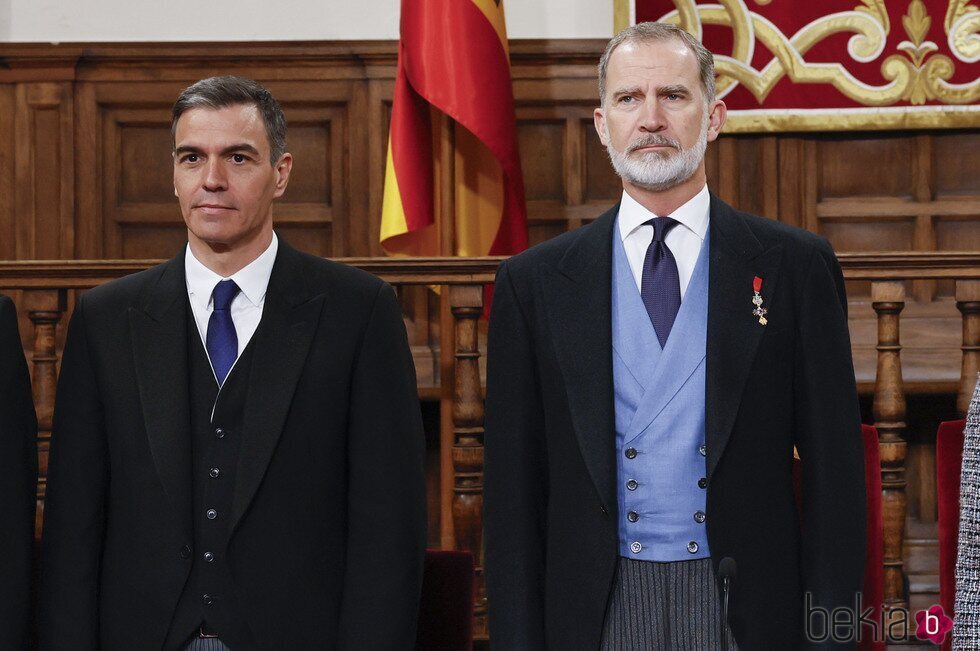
[838,252,980,632]
[1,253,979,640]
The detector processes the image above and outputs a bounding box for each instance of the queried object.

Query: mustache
[626,134,681,154]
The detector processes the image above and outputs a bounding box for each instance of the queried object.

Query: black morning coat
[0,294,37,650]
[485,195,866,650]
[39,237,427,650]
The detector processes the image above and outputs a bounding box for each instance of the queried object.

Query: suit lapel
[130,253,193,538]
[541,207,618,513]
[230,239,322,534]
[705,196,783,477]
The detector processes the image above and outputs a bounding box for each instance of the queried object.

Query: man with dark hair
[40,76,426,650]
[0,294,37,650]
[484,23,865,649]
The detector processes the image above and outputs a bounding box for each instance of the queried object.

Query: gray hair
[598,22,716,106]
[171,76,288,164]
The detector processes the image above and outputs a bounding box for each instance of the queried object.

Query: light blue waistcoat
[612,220,711,561]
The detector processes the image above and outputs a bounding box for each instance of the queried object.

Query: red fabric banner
[633,0,979,131]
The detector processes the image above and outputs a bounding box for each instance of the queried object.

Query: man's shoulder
[81,258,177,312]
[284,249,384,291]
[502,206,617,277]
[278,243,387,300]
[717,200,835,261]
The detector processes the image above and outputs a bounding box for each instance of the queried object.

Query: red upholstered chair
[415,549,475,651]
[937,419,966,651]
[792,424,884,650]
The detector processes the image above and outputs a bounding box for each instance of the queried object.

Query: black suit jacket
[484,196,866,649]
[40,238,426,650]
[0,295,37,650]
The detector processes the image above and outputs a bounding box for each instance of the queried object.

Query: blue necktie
[640,217,681,349]
[206,279,240,385]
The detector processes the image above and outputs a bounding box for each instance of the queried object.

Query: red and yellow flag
[380,0,528,257]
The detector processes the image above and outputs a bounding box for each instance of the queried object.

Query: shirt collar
[617,184,710,242]
[184,232,279,308]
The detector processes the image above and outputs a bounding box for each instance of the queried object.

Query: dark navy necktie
[640,217,681,349]
[207,279,240,385]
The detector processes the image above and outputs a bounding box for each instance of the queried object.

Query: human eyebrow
[612,86,643,100]
[173,146,203,158]
[220,144,261,158]
[659,85,691,98]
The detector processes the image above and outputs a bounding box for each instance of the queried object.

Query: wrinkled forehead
[605,38,702,94]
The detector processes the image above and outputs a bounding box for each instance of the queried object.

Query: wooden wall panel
[933,132,979,197]
[12,82,73,260]
[584,123,621,205]
[0,85,14,260]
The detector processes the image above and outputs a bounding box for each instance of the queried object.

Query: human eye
[179,153,200,164]
[231,153,250,163]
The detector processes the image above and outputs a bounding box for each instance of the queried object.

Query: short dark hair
[598,22,716,106]
[171,76,288,164]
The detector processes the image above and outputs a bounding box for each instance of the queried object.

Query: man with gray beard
[484,22,866,650]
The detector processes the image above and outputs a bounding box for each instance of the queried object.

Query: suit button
[626,479,638,491]
[204,552,215,562]
[694,511,706,523]
[699,444,706,457]
[698,477,707,489]
[209,467,220,478]
[687,541,699,554]
[215,428,225,439]
[203,594,213,606]
[630,542,642,554]
[625,447,637,459]
[206,509,217,520]
[627,511,639,522]
[178,545,191,560]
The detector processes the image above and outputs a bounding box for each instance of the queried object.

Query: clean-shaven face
[173,103,290,252]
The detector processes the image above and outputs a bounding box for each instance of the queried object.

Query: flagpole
[438,111,458,550]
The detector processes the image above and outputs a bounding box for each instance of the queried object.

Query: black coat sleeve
[793,240,866,648]
[484,262,549,650]
[0,295,37,650]
[337,283,426,650]
[39,296,107,650]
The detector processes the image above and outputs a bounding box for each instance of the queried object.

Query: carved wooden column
[449,284,487,637]
[23,288,67,530]
[956,280,980,417]
[871,281,907,633]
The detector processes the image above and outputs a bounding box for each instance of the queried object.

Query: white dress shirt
[617,184,710,299]
[185,232,278,365]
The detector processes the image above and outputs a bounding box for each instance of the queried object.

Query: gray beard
[605,112,709,192]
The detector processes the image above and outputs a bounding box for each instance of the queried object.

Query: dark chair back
[937,419,966,651]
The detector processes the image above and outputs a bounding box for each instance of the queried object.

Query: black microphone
[718,557,737,650]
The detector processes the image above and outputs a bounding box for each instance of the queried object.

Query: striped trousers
[185,637,232,651]
[600,557,738,650]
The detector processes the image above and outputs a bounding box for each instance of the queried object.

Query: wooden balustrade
[870,281,907,629]
[2,252,980,641]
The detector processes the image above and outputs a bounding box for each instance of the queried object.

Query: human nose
[637,98,667,133]
[202,159,227,192]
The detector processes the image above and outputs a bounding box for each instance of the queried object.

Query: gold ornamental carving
[650,0,980,131]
